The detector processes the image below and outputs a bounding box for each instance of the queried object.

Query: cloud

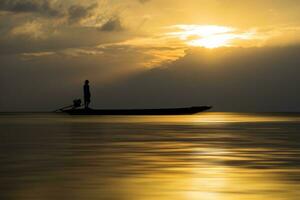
[68,4,97,24]
[97,36,187,68]
[21,48,104,58]
[99,17,124,32]
[0,0,61,17]
[10,20,46,39]
[138,0,151,3]
[22,51,55,57]
[61,48,103,57]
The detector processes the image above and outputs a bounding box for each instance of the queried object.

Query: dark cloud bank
[1,46,300,112]
[94,46,300,112]
[99,17,124,32]
[0,0,61,17]
[68,4,96,24]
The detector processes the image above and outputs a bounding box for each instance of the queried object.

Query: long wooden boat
[63,106,212,115]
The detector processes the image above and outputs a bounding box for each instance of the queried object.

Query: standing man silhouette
[83,80,91,109]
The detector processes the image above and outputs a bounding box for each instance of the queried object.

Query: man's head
[85,80,89,84]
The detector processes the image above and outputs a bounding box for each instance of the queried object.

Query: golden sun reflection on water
[1,113,300,200]
[65,112,300,124]
[100,155,300,200]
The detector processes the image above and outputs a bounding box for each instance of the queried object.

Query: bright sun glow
[168,25,254,48]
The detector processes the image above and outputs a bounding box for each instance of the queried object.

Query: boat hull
[63,106,212,115]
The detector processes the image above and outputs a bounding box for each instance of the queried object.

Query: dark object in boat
[62,106,212,115]
[54,99,82,113]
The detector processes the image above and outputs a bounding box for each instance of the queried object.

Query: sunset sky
[1,0,300,111]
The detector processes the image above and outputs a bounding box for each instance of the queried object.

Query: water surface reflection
[0,112,300,200]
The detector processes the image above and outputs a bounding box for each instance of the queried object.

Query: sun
[187,34,235,48]
[167,25,253,48]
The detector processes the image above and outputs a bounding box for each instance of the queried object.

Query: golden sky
[1,0,300,111]
[1,0,300,66]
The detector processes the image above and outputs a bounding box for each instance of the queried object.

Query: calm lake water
[1,112,300,200]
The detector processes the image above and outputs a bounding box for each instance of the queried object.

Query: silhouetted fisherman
[83,80,91,109]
